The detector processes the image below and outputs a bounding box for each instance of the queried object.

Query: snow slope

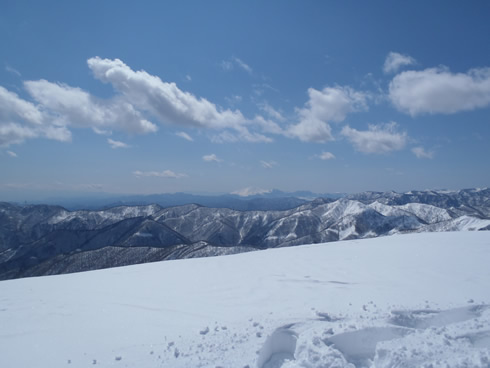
[0,231,489,368]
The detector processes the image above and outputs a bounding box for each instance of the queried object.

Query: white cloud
[259,102,285,122]
[232,57,253,74]
[383,52,416,74]
[288,86,368,143]
[133,170,187,179]
[6,150,17,157]
[260,160,277,169]
[318,151,335,160]
[389,67,490,115]
[185,74,192,81]
[42,125,72,142]
[220,57,253,74]
[1,57,280,146]
[0,86,44,125]
[0,122,38,146]
[234,125,273,143]
[225,95,243,105]
[220,60,233,71]
[253,83,279,97]
[412,146,434,159]
[176,131,193,141]
[288,117,333,143]
[211,128,273,144]
[92,127,112,135]
[202,153,222,162]
[24,79,157,134]
[87,57,264,142]
[341,122,407,154]
[3,57,389,148]
[210,131,239,143]
[5,65,21,77]
[107,138,130,149]
[251,116,283,135]
[0,86,73,146]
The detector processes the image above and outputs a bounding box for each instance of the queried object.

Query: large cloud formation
[389,67,490,115]
[0,57,275,147]
[24,79,157,134]
[87,57,262,139]
[287,86,368,143]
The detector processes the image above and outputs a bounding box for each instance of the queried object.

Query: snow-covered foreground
[1,232,489,368]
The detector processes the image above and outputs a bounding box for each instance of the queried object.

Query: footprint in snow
[324,326,411,367]
[316,311,342,322]
[256,324,298,368]
[389,304,488,329]
[457,330,490,349]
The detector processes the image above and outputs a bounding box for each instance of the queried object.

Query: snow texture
[0,231,489,367]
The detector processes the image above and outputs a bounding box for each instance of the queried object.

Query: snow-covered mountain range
[1,188,489,280]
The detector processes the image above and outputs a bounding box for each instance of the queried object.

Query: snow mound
[279,304,490,368]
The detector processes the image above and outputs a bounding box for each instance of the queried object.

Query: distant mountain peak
[230,187,272,197]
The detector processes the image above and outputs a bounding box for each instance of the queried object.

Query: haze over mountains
[10,189,344,211]
[1,188,489,280]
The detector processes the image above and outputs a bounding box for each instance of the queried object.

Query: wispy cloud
[232,57,253,74]
[210,131,239,143]
[133,170,187,179]
[259,102,285,122]
[260,160,277,169]
[220,57,253,75]
[107,138,130,149]
[211,129,272,143]
[383,52,416,74]
[412,146,434,159]
[5,65,21,77]
[176,131,193,141]
[253,83,279,97]
[220,60,233,71]
[389,66,490,115]
[225,95,243,105]
[6,150,17,157]
[341,122,407,154]
[316,151,335,160]
[93,127,112,135]
[202,153,222,162]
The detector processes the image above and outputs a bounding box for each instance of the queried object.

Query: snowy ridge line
[0,188,489,279]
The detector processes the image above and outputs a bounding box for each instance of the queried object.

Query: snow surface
[48,204,161,227]
[0,231,489,368]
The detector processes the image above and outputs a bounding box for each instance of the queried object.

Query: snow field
[0,231,489,367]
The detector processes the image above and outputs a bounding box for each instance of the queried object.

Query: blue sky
[1,1,490,200]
